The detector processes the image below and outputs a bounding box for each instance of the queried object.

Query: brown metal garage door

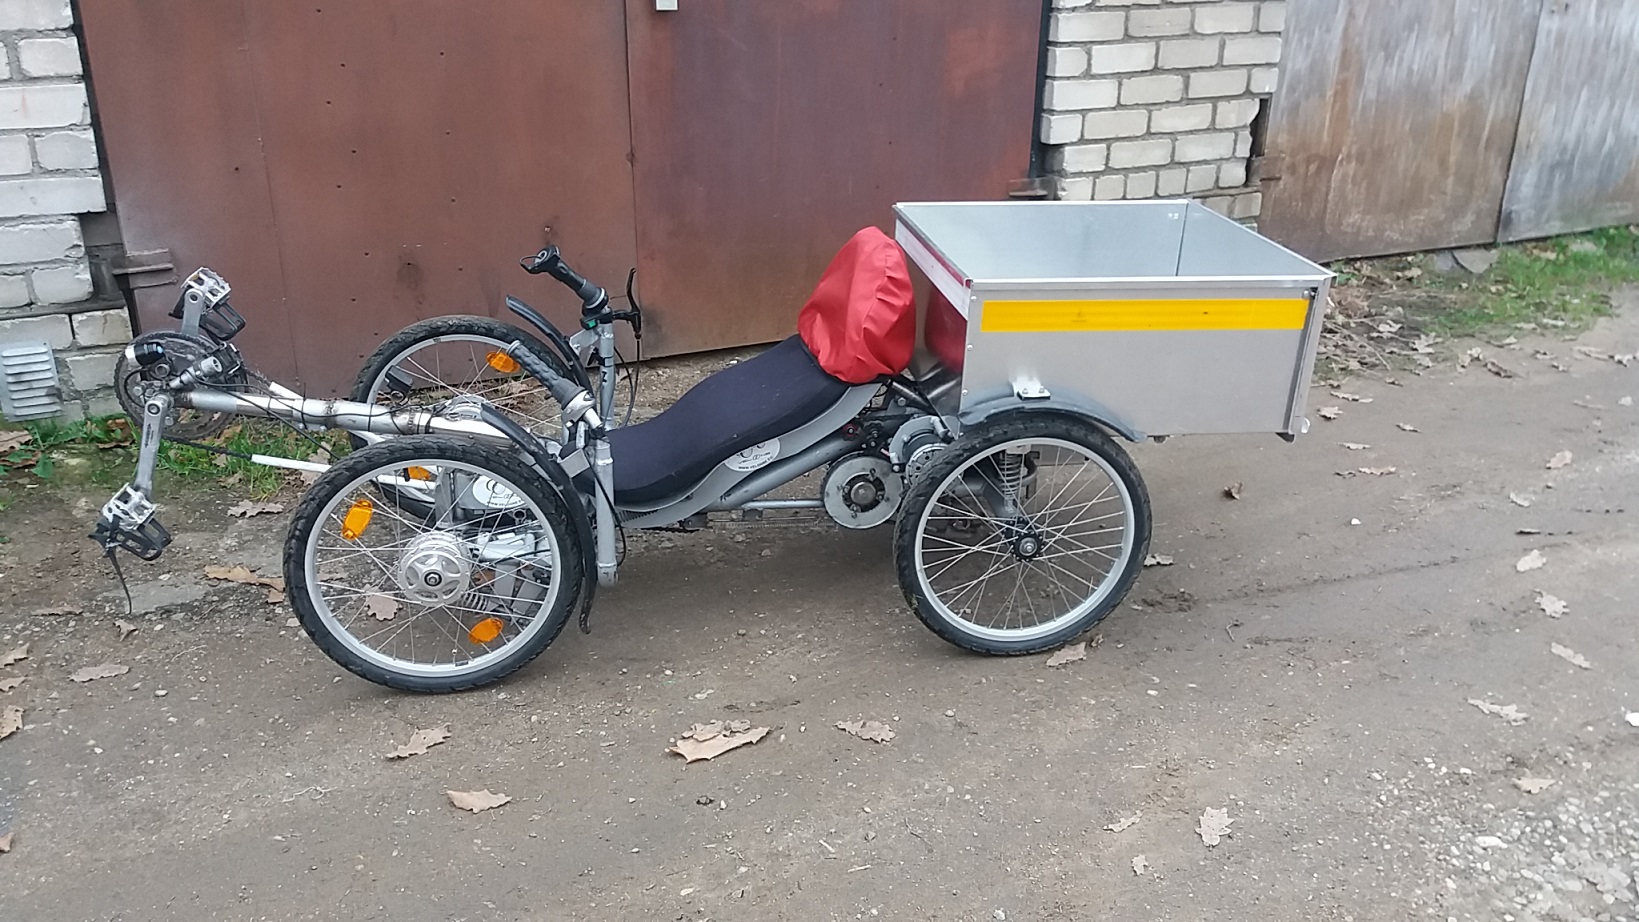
[81,1,1044,391]
[623,0,1045,354]
[81,2,642,394]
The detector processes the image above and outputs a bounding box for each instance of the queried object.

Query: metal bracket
[1012,377,1051,400]
[111,249,177,289]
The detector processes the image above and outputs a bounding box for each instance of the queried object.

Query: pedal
[91,514,172,561]
[91,484,172,561]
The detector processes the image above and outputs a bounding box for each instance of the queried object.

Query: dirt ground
[3,292,1638,922]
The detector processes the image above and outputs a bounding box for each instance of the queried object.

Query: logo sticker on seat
[725,439,780,472]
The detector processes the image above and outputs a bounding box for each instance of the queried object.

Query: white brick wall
[0,2,129,420]
[1043,0,1281,219]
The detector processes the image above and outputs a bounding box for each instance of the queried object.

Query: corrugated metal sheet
[1261,0,1542,261]
[1500,0,1639,241]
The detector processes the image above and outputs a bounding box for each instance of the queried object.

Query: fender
[956,389,1146,443]
[478,405,600,633]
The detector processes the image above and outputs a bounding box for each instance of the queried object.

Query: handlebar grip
[521,247,604,306]
[506,341,583,407]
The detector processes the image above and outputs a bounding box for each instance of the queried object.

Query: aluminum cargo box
[894,201,1333,438]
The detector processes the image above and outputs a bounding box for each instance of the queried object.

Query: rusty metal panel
[624,0,1043,356]
[1261,0,1542,261]
[82,2,638,393]
[79,3,297,378]
[1499,0,1639,241]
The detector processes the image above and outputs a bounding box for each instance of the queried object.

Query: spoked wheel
[349,315,571,517]
[895,415,1151,655]
[351,315,568,436]
[285,436,585,692]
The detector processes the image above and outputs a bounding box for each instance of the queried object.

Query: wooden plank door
[1259,0,1542,261]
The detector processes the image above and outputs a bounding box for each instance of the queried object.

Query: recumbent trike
[92,201,1331,693]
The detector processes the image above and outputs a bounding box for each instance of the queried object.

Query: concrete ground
[1,292,1637,922]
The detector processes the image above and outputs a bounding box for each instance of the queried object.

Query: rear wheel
[284,436,584,692]
[894,414,1150,655]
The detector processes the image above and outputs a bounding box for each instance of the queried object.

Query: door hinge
[112,249,177,289]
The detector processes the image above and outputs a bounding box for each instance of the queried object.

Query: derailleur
[91,484,172,561]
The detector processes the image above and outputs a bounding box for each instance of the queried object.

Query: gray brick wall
[0,0,127,420]
[1042,0,1282,221]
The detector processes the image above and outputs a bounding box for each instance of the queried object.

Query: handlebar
[521,246,606,309]
[505,339,584,407]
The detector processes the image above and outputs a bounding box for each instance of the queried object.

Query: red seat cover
[797,227,915,384]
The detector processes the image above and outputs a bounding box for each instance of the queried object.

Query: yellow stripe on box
[980,298,1310,333]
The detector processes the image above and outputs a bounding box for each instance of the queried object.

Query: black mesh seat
[604,336,852,506]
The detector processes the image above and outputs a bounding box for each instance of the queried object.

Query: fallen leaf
[385,726,451,760]
[669,724,771,762]
[1358,467,1397,476]
[1223,482,1242,500]
[0,831,10,852]
[1516,550,1546,573]
[1546,450,1573,470]
[1573,346,1615,362]
[1536,592,1567,618]
[0,644,27,668]
[265,587,284,605]
[1550,643,1591,670]
[116,620,139,641]
[1104,812,1141,833]
[1132,855,1149,876]
[1516,527,1542,535]
[1341,442,1371,451]
[1468,698,1528,724]
[1045,642,1086,667]
[69,663,130,683]
[1483,359,1516,379]
[1509,493,1533,508]
[1330,391,1373,403]
[31,605,81,616]
[0,431,32,453]
[446,789,510,813]
[1142,554,1173,567]
[836,719,896,743]
[366,595,401,621]
[1317,406,1342,420]
[1196,807,1232,847]
[226,500,285,518]
[1621,396,1634,408]
[203,565,285,593]
[1396,423,1419,432]
[0,678,22,693]
[0,705,20,740]
[1459,347,1483,369]
[1513,777,1556,795]
[1572,399,1605,410]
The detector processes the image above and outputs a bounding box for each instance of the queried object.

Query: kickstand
[104,546,135,616]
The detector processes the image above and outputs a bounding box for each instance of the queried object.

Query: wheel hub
[396,532,473,605]
[1012,532,1044,560]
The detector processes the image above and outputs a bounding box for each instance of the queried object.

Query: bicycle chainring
[114,330,248,440]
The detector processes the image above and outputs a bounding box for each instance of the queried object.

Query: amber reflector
[340,498,374,540]
[405,466,433,481]
[468,617,504,644]
[485,351,520,374]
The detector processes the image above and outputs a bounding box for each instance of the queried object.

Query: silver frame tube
[181,390,515,446]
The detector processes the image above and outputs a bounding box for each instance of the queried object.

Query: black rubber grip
[508,341,583,406]
[522,247,603,305]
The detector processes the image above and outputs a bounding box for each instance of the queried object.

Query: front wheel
[284,436,585,692]
[894,414,1151,655]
